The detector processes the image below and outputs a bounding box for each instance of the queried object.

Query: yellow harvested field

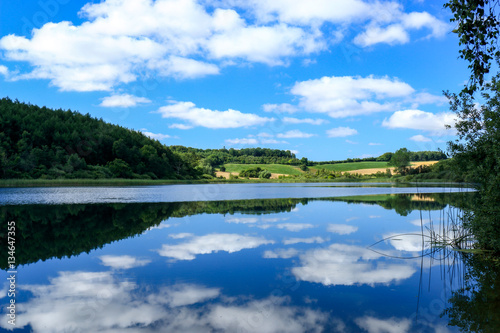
[345,161,439,175]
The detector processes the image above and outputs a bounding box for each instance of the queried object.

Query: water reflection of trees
[442,253,500,332]
[0,193,468,269]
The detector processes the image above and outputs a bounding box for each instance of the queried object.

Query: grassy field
[223,163,304,175]
[312,162,390,172]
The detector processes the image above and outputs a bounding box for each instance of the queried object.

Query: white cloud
[262,103,299,114]
[354,24,409,47]
[354,11,449,47]
[408,92,448,106]
[327,224,358,235]
[291,75,414,118]
[156,101,274,129]
[283,117,328,125]
[206,23,325,65]
[283,237,326,245]
[382,109,456,135]
[7,271,329,333]
[148,56,219,79]
[157,233,273,260]
[100,94,151,107]
[99,255,151,269]
[263,248,300,259]
[225,138,259,145]
[0,0,448,94]
[292,243,416,286]
[276,130,315,138]
[234,0,373,25]
[355,316,411,333]
[258,223,314,232]
[409,134,432,142]
[225,217,259,224]
[0,65,8,77]
[369,142,383,146]
[403,12,448,38]
[169,233,195,239]
[149,284,220,307]
[141,131,171,141]
[169,123,194,130]
[326,126,358,138]
[261,138,288,144]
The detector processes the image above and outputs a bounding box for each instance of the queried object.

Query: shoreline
[0,177,468,188]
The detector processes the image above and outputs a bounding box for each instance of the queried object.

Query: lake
[0,184,479,332]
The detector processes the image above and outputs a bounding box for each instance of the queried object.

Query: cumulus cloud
[148,56,219,79]
[355,316,411,333]
[99,255,151,269]
[258,223,315,232]
[292,243,416,286]
[0,65,9,77]
[225,138,259,145]
[141,130,172,141]
[262,103,299,114]
[6,271,328,333]
[169,233,195,239]
[409,134,432,142]
[283,117,328,125]
[157,233,273,260]
[263,248,300,259]
[283,236,326,245]
[382,109,456,135]
[225,217,260,224]
[291,75,414,118]
[149,284,221,307]
[156,101,274,129]
[326,127,358,138]
[276,130,315,138]
[100,94,151,107]
[327,224,358,235]
[169,123,194,130]
[0,0,448,94]
[354,11,449,47]
[354,24,409,47]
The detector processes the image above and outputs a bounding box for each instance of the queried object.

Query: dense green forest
[0,97,198,180]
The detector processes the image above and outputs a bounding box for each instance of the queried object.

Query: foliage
[238,167,271,178]
[444,0,500,253]
[0,98,196,180]
[170,146,299,165]
[444,0,500,93]
[389,148,411,175]
[442,253,500,332]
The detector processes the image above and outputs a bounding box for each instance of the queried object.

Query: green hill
[0,98,196,180]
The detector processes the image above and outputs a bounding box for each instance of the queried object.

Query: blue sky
[0,0,467,161]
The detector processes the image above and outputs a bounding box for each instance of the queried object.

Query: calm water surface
[0,184,477,332]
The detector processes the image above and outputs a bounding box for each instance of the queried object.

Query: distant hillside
[0,97,196,180]
[170,146,300,165]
